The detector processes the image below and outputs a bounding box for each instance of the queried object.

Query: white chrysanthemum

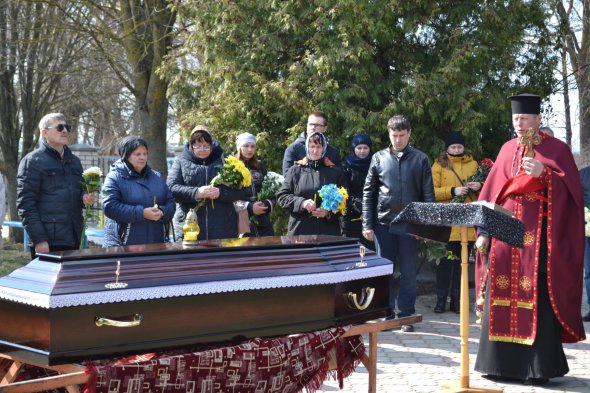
[267,171,284,184]
[585,207,590,237]
[83,166,103,177]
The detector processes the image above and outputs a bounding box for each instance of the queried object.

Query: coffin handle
[345,287,375,310]
[95,313,143,328]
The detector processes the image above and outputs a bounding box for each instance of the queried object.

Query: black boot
[434,297,446,313]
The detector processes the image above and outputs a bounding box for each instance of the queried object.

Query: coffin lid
[0,235,392,309]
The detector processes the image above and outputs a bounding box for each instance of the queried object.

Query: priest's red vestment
[475,133,585,344]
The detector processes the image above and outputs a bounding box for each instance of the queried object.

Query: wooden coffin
[0,235,392,366]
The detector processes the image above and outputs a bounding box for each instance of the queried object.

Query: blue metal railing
[2,221,104,251]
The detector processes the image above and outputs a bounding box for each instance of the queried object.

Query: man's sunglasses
[47,124,71,132]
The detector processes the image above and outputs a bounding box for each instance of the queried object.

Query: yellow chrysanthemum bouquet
[211,155,252,189]
[195,156,251,211]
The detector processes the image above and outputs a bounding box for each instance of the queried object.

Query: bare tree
[59,0,178,176]
[553,0,590,152]
[0,0,91,240]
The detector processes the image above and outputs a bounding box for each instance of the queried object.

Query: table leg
[0,361,23,385]
[368,331,377,393]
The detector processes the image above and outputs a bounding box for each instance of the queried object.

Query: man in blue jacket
[282,111,341,175]
[17,113,95,257]
[362,115,435,332]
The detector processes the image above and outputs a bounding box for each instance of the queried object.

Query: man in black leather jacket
[362,115,435,332]
[17,113,95,257]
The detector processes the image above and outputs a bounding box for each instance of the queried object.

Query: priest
[474,93,586,385]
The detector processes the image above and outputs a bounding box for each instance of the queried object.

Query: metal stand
[441,227,502,393]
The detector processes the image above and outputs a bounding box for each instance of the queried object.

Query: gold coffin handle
[346,287,375,310]
[95,313,143,328]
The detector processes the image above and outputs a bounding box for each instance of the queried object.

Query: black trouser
[436,241,473,300]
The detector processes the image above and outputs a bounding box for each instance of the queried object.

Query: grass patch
[0,243,30,276]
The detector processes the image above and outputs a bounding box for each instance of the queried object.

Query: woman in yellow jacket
[432,131,482,313]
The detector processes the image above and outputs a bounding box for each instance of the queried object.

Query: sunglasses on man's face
[47,124,71,132]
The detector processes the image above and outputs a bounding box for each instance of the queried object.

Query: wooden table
[0,316,422,393]
[0,353,86,393]
[342,314,423,393]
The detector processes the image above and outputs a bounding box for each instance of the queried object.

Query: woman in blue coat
[102,136,175,247]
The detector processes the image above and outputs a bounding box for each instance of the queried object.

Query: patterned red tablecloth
[81,326,364,393]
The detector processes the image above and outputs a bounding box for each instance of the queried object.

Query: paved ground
[318,289,590,393]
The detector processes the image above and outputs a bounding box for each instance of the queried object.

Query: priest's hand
[522,157,544,177]
[475,235,489,255]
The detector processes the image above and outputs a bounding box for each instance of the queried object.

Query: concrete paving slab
[318,289,590,393]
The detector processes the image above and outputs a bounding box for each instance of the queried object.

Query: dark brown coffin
[0,235,392,365]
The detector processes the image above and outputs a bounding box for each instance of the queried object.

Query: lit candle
[184,232,199,241]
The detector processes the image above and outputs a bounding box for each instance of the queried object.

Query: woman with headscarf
[167,125,245,241]
[101,136,175,247]
[341,133,374,249]
[234,132,274,237]
[277,132,347,236]
[431,131,481,313]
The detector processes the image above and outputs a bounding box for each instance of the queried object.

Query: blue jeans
[585,237,590,307]
[374,224,418,317]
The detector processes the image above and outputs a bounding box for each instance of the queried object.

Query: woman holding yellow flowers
[277,132,347,236]
[234,132,275,237]
[167,125,246,241]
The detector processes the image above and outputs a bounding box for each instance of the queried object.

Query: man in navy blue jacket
[17,113,95,257]
[282,111,341,175]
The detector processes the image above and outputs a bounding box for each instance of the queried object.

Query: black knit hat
[509,93,541,115]
[445,131,465,149]
[351,133,373,149]
[118,135,148,160]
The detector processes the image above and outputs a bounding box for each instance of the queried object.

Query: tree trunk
[138,87,169,177]
[118,0,175,178]
[562,46,572,147]
[3,163,23,243]
[578,81,590,153]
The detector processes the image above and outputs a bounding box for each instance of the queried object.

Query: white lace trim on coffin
[0,264,393,309]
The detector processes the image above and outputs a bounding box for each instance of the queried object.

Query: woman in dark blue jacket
[102,136,175,247]
[341,133,374,250]
[277,132,347,236]
[166,125,245,240]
